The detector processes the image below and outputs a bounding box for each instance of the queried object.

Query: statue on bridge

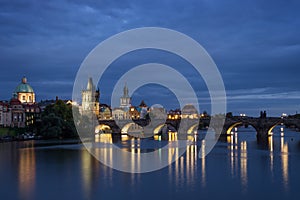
[260,111,267,118]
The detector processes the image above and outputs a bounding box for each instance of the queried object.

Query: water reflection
[268,136,274,175]
[266,126,289,192]
[92,127,292,194]
[91,133,186,172]
[228,126,291,194]
[240,141,247,192]
[200,140,206,187]
[18,143,35,200]
[227,134,239,178]
[168,131,178,141]
[81,149,94,198]
[94,132,199,187]
[281,137,289,191]
[172,144,198,189]
[1,125,299,200]
[227,131,248,192]
[95,133,112,143]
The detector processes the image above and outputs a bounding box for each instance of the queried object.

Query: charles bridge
[96,115,300,139]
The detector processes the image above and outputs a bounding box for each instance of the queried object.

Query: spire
[123,82,129,98]
[87,77,94,91]
[139,100,147,108]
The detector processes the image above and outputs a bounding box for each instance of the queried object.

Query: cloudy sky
[0,0,300,116]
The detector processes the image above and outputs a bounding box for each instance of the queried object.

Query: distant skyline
[1,0,300,116]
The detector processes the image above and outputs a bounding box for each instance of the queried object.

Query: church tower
[120,83,131,109]
[81,78,100,116]
[14,76,35,104]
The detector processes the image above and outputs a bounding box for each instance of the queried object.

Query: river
[0,126,300,200]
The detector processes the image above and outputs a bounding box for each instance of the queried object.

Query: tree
[226,112,233,118]
[40,100,77,139]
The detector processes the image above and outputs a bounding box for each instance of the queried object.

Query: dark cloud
[0,0,300,116]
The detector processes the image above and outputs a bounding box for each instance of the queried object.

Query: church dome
[14,77,34,93]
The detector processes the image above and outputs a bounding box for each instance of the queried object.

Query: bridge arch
[226,122,243,135]
[121,122,143,134]
[153,124,166,135]
[267,121,282,135]
[225,122,259,135]
[95,124,112,134]
[187,123,199,134]
[153,123,177,135]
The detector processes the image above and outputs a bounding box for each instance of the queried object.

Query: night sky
[0,0,300,116]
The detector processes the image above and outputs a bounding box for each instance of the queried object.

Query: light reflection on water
[18,143,35,200]
[1,125,300,200]
[92,126,292,194]
[281,137,289,192]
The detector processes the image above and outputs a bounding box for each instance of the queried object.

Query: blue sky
[0,0,300,116]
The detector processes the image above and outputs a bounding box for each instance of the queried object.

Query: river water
[1,126,300,200]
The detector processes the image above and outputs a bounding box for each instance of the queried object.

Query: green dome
[14,77,34,93]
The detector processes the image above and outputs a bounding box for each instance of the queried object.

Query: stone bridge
[96,118,199,136]
[96,116,300,139]
[223,116,300,137]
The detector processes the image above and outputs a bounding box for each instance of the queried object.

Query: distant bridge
[96,116,300,139]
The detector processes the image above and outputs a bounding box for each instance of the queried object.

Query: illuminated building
[120,83,131,109]
[112,83,131,120]
[112,108,130,120]
[138,100,148,119]
[168,109,181,120]
[181,104,199,119]
[129,106,140,119]
[14,77,35,104]
[0,76,40,128]
[99,104,112,120]
[81,77,100,116]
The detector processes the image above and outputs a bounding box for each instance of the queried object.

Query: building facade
[81,77,100,116]
[112,108,130,120]
[0,76,40,128]
[99,104,112,120]
[0,102,11,127]
[10,98,26,128]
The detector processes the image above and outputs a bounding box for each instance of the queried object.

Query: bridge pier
[256,129,269,139]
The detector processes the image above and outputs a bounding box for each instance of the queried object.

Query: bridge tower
[81,77,100,116]
[120,83,131,109]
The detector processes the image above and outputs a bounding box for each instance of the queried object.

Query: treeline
[36,100,78,139]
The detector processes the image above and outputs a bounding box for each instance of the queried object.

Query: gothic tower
[120,83,131,109]
[81,77,100,116]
